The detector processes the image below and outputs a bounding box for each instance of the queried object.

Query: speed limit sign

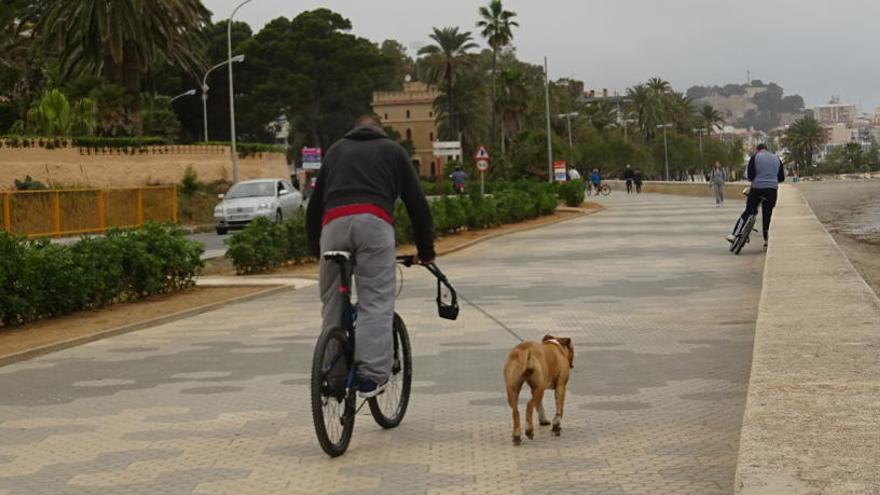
[476,159,489,172]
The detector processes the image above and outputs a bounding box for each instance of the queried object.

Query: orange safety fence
[0,186,178,238]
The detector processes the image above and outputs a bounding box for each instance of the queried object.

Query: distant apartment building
[812,101,857,126]
[372,81,440,177]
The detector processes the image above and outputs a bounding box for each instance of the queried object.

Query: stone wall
[0,145,290,189]
[604,179,747,200]
[734,185,880,493]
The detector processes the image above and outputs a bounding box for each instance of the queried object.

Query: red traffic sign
[476,159,489,172]
[475,145,491,161]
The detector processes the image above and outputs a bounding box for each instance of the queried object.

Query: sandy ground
[798,179,880,296]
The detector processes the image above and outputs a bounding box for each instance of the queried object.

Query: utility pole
[657,124,673,181]
[693,127,706,178]
[544,56,553,183]
[228,0,253,183]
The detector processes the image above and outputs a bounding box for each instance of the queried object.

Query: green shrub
[393,202,413,245]
[0,223,203,327]
[225,217,286,274]
[558,179,586,207]
[13,175,48,190]
[442,195,466,233]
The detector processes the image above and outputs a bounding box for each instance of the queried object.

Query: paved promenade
[0,194,763,494]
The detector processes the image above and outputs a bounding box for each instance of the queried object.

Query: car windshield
[225,182,275,199]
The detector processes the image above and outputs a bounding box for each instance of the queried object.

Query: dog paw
[512,435,522,446]
[525,430,534,440]
[539,420,551,426]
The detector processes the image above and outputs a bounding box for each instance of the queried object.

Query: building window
[406,110,411,119]
[406,128,412,141]
[384,113,388,120]
[429,111,433,118]
[429,132,434,141]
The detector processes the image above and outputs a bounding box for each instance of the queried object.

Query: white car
[214,179,303,235]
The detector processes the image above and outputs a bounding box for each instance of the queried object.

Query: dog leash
[456,292,525,343]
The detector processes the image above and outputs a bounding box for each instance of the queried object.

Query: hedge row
[225,214,310,274]
[0,223,203,327]
[227,181,558,273]
[558,179,586,206]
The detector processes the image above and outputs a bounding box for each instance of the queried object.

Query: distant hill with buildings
[687,81,805,132]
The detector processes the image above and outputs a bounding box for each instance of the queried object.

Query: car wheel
[216,227,228,235]
[275,210,283,224]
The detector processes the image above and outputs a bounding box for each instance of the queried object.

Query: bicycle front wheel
[734,215,756,255]
[311,326,356,457]
[600,184,611,196]
[368,313,412,429]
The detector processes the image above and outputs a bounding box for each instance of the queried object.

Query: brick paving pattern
[0,194,763,494]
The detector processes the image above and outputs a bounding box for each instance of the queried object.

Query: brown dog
[504,335,574,445]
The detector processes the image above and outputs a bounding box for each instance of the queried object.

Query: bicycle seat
[322,251,352,263]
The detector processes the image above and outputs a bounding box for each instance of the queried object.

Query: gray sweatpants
[713,182,724,204]
[319,214,396,384]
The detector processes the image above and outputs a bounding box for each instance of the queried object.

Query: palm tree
[477,0,518,148]
[697,104,724,134]
[626,84,659,141]
[646,77,671,95]
[39,0,210,134]
[418,27,479,139]
[496,65,530,151]
[783,116,826,169]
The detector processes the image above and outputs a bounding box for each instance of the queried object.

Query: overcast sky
[203,0,880,112]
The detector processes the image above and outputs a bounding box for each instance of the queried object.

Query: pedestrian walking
[709,161,727,206]
[633,168,643,194]
[589,168,601,196]
[568,167,581,181]
[623,164,634,194]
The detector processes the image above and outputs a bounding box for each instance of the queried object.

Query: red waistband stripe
[322,203,394,226]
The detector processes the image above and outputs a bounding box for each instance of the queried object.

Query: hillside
[687,81,805,132]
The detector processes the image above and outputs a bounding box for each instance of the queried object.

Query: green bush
[0,223,203,327]
[226,180,558,274]
[558,179,586,207]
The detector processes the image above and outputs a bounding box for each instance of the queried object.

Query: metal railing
[0,186,178,238]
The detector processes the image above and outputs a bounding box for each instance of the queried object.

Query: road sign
[302,147,321,170]
[476,159,489,172]
[553,160,568,182]
[475,145,490,161]
[433,141,462,158]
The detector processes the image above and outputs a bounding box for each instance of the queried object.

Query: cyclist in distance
[306,114,435,398]
[727,143,785,249]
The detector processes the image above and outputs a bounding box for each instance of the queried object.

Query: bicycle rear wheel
[311,326,356,457]
[368,314,412,429]
[600,184,611,196]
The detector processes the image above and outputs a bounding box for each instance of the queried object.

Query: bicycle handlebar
[396,255,458,320]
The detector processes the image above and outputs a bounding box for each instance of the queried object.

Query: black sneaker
[357,380,388,399]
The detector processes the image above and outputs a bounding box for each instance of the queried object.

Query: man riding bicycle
[306,114,435,399]
[726,143,785,249]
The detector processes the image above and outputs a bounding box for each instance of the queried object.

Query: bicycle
[729,188,765,255]
[310,252,458,457]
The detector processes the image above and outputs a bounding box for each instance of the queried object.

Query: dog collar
[545,338,573,369]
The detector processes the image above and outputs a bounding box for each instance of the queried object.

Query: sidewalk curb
[0,285,293,368]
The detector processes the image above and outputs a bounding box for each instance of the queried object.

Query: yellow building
[372,82,440,177]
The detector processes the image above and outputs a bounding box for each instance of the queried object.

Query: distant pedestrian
[449,166,467,194]
[568,168,581,181]
[709,161,727,206]
[589,168,601,196]
[633,168,643,194]
[623,164,634,194]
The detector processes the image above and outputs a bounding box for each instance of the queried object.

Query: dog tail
[519,348,542,383]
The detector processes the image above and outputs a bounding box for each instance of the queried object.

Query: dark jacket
[623,168,634,180]
[306,126,434,260]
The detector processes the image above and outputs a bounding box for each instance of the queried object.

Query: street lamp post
[228,0,253,184]
[544,56,553,183]
[657,124,673,181]
[693,127,706,179]
[170,89,197,103]
[201,55,244,142]
[557,112,579,151]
